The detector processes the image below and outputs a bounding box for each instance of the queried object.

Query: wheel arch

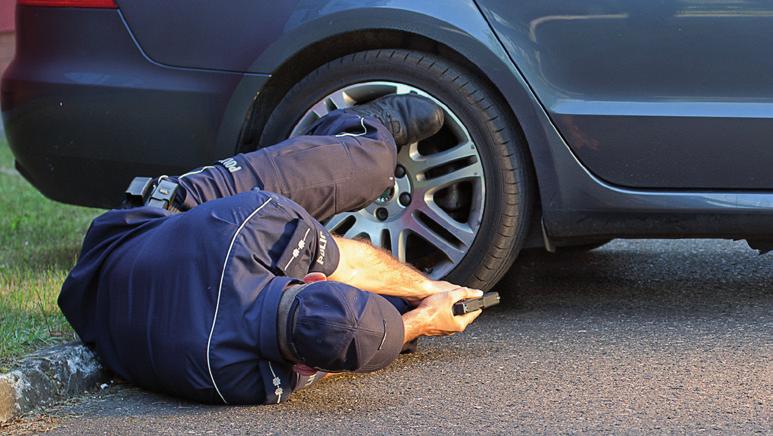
[239,28,527,149]
[234,12,553,245]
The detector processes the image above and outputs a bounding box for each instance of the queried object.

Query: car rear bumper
[1,6,267,208]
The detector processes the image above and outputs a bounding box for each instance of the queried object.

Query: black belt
[124,176,180,210]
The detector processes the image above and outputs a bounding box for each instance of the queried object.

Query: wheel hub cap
[289,82,486,278]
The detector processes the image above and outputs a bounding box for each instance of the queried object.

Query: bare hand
[402,280,463,305]
[422,280,461,295]
[412,287,484,336]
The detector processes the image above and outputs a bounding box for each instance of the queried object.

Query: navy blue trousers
[169,110,398,222]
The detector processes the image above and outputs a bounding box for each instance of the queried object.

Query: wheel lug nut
[394,165,406,178]
[399,193,412,207]
[376,207,389,221]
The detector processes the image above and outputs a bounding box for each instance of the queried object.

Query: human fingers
[447,287,484,303]
[455,308,482,330]
[429,280,461,293]
[418,280,460,299]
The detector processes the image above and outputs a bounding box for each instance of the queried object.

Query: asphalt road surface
[15,239,773,434]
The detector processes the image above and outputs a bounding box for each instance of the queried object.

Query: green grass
[0,137,101,367]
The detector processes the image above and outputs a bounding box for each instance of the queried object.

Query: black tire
[260,49,533,290]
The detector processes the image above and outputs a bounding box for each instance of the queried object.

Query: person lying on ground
[59,94,483,405]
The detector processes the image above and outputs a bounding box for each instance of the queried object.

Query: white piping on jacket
[180,165,216,179]
[206,197,272,404]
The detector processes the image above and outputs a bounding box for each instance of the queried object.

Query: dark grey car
[3,0,773,289]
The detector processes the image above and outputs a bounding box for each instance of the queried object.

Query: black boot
[347,94,444,146]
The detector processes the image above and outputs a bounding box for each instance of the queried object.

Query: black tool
[453,291,500,315]
[124,176,181,210]
[124,176,154,207]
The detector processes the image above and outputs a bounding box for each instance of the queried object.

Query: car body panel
[3,1,773,243]
[1,6,267,207]
[475,0,773,189]
[115,0,301,73]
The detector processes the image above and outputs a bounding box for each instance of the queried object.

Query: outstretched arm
[328,236,459,301]
[311,259,483,346]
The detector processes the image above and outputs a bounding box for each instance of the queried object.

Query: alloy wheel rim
[289,81,486,278]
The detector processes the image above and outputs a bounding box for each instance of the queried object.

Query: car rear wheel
[260,49,532,289]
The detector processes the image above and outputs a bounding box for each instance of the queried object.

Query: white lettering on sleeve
[316,231,327,266]
[218,157,243,173]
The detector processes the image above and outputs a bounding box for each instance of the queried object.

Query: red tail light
[18,0,117,8]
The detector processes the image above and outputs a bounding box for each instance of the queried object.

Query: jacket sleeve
[269,195,341,278]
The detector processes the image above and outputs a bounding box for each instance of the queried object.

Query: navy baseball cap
[277,281,405,373]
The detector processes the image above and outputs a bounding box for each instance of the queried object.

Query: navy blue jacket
[59,110,398,404]
[59,189,339,404]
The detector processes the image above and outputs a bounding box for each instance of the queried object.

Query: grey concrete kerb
[0,342,108,422]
